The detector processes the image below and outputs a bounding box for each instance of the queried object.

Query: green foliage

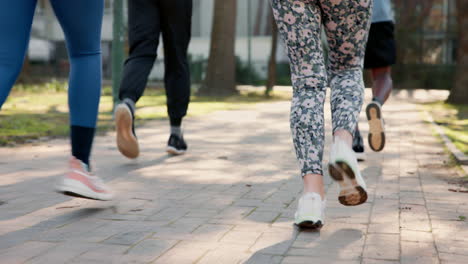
[188,55,207,84]
[188,56,293,87]
[425,101,468,155]
[12,79,68,93]
[393,64,456,90]
[0,83,291,146]
[235,56,264,85]
[275,63,292,86]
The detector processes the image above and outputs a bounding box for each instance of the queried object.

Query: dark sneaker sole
[366,102,385,152]
[328,161,367,206]
[115,105,139,159]
[295,220,323,229]
[57,190,105,201]
[355,152,365,162]
[56,180,113,201]
[166,146,186,156]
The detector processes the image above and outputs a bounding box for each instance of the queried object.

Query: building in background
[28,0,458,86]
[30,0,114,77]
[29,0,284,81]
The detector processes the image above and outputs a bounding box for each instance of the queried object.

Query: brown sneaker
[115,101,139,159]
[366,101,385,152]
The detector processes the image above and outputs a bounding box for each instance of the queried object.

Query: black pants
[119,0,192,122]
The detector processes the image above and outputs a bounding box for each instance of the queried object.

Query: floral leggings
[270,0,373,176]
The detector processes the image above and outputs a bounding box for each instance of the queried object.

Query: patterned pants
[271,0,373,176]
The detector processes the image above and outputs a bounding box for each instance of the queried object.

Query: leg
[271,0,327,198]
[50,0,104,164]
[371,66,393,104]
[115,0,160,159]
[365,66,393,153]
[364,21,396,105]
[0,0,37,108]
[363,21,396,152]
[51,0,113,201]
[158,0,191,156]
[321,0,373,145]
[159,0,192,127]
[119,0,161,103]
[322,0,372,206]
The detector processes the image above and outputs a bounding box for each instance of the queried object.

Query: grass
[424,101,468,155]
[0,83,291,146]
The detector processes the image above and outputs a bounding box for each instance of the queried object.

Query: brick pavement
[0,89,466,264]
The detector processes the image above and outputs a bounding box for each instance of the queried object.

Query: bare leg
[371,66,393,104]
[365,66,391,152]
[334,129,353,147]
[354,67,392,150]
[303,174,325,199]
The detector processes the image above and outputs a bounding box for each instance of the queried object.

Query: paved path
[0,89,466,264]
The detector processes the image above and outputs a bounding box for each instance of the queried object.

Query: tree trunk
[17,56,31,83]
[198,0,237,96]
[265,13,277,97]
[448,0,468,104]
[254,0,265,36]
[393,0,435,64]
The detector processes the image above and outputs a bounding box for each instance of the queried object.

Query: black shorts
[364,21,396,69]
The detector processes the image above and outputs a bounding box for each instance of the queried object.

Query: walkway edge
[425,111,468,174]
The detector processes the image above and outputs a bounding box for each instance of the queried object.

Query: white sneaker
[56,157,113,201]
[328,139,367,206]
[294,192,326,229]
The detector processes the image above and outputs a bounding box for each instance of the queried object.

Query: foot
[352,129,365,162]
[294,192,325,229]
[366,101,385,152]
[328,139,367,206]
[115,100,139,159]
[166,134,187,155]
[56,157,113,201]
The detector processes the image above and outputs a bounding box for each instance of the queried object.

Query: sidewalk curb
[425,111,468,174]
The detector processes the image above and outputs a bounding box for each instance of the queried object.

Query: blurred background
[18,0,461,90]
[2,0,467,151]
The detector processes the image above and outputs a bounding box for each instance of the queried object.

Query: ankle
[372,97,384,105]
[333,129,353,147]
[303,173,325,200]
[170,126,182,137]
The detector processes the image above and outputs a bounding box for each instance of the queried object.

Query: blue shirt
[372,0,394,23]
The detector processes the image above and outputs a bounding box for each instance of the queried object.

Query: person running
[353,0,395,158]
[270,0,373,228]
[0,1,112,201]
[114,0,192,159]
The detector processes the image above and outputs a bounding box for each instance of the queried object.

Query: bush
[393,64,456,90]
[235,56,264,85]
[13,79,68,93]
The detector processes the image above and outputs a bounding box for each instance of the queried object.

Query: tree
[393,0,435,64]
[448,0,468,104]
[198,0,237,96]
[266,14,278,97]
[17,57,31,83]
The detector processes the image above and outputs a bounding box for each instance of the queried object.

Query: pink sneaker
[56,157,113,201]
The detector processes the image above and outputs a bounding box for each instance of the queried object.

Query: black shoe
[352,129,365,161]
[115,99,139,159]
[166,134,187,155]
